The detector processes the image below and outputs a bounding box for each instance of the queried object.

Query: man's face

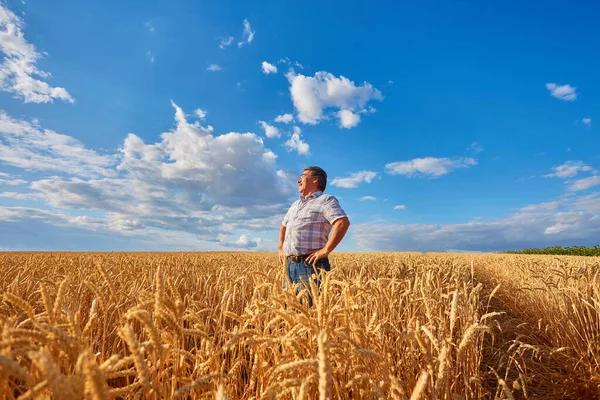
[298,170,316,194]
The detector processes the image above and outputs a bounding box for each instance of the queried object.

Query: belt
[286,254,308,263]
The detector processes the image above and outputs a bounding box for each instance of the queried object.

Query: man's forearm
[278,225,286,250]
[324,218,350,254]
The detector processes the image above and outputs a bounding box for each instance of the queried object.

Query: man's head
[298,166,327,196]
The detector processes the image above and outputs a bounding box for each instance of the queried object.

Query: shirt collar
[300,191,323,200]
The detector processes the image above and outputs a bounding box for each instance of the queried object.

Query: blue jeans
[284,258,330,306]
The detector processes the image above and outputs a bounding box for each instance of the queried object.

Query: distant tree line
[503,245,600,256]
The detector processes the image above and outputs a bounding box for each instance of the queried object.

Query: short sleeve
[322,196,347,224]
[282,204,292,226]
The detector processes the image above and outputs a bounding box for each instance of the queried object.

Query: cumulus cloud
[331,171,378,188]
[258,120,280,139]
[207,64,222,72]
[393,205,406,210]
[385,157,477,178]
[284,126,309,156]
[0,104,298,249]
[545,161,595,178]
[583,118,591,126]
[0,4,74,103]
[219,36,234,49]
[358,196,376,201]
[285,70,383,127]
[238,19,255,47]
[546,83,577,101]
[275,113,293,124]
[337,109,360,129]
[261,61,277,74]
[0,111,116,177]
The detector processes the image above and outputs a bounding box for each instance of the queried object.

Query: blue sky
[1,0,599,252]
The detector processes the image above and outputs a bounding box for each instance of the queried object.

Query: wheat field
[0,252,598,399]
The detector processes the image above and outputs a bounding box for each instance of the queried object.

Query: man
[278,166,350,298]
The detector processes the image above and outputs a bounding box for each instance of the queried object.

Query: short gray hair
[304,166,327,191]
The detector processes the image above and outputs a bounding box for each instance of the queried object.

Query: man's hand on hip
[305,248,330,265]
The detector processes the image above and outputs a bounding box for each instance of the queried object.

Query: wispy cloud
[568,176,600,192]
[546,83,577,101]
[0,4,74,103]
[467,142,483,154]
[219,36,234,49]
[207,64,222,72]
[285,70,383,128]
[545,161,594,178]
[393,205,406,210]
[583,118,592,126]
[145,51,154,63]
[0,111,115,177]
[238,19,255,47]
[261,61,277,74]
[331,171,378,188]
[385,157,477,178]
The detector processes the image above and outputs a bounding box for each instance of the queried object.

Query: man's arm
[305,217,350,264]
[278,224,286,265]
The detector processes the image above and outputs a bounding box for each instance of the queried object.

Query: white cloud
[352,206,600,252]
[0,4,74,103]
[385,157,477,177]
[519,201,561,212]
[285,70,383,127]
[219,36,234,49]
[393,205,406,210]
[546,83,577,101]
[145,51,154,63]
[331,171,378,188]
[195,108,207,120]
[358,196,376,201]
[207,64,222,72]
[258,120,280,139]
[261,61,277,74]
[0,110,115,177]
[583,118,591,126]
[568,176,600,192]
[0,178,27,185]
[545,161,594,178]
[0,104,299,248]
[337,109,360,129]
[238,19,255,47]
[284,126,309,156]
[274,113,293,124]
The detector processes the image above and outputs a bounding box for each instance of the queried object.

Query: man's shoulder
[319,193,340,203]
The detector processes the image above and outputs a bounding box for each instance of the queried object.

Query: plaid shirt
[282,191,347,256]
